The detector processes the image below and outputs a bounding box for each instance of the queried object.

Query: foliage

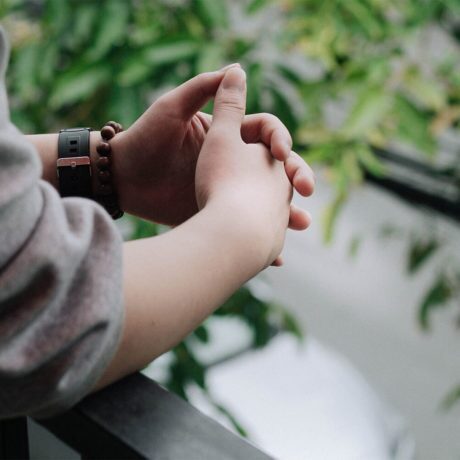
[3,0,460,421]
[284,0,460,241]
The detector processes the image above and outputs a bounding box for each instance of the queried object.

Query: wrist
[89,131,101,196]
[105,129,130,213]
[203,194,275,272]
[27,133,59,189]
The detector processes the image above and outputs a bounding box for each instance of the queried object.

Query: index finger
[240,113,292,161]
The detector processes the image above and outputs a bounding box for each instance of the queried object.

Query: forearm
[26,132,101,191]
[95,198,266,390]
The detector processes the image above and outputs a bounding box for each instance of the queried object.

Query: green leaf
[246,63,262,114]
[246,0,270,14]
[130,217,159,240]
[393,95,436,155]
[341,0,383,39]
[144,41,199,67]
[405,72,446,111]
[348,235,362,259]
[343,88,392,138]
[50,65,111,109]
[72,3,98,47]
[37,43,59,84]
[117,54,152,86]
[109,85,143,127]
[322,192,346,244]
[193,325,209,343]
[342,150,364,184]
[356,145,386,177]
[214,402,249,437]
[196,44,223,74]
[419,274,452,330]
[194,0,228,29]
[87,0,130,61]
[407,238,439,274]
[441,384,460,410]
[444,0,460,14]
[281,310,303,340]
[45,0,70,35]
[13,43,41,101]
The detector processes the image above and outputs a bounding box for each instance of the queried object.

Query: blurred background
[2,0,460,458]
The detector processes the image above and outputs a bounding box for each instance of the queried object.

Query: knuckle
[154,94,173,113]
[219,100,244,115]
[218,92,244,111]
[207,125,234,144]
[261,112,279,124]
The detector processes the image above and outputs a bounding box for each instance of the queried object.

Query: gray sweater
[0,27,123,419]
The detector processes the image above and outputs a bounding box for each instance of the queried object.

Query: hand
[196,67,294,268]
[110,65,314,225]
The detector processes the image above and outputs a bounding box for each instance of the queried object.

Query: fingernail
[218,63,241,72]
[222,67,246,92]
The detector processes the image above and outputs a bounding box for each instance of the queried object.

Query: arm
[96,198,266,389]
[96,66,294,391]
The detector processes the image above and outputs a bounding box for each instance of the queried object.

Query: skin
[26,66,315,390]
[29,65,314,232]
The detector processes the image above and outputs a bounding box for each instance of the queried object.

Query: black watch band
[57,128,93,198]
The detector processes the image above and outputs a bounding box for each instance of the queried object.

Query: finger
[288,205,312,231]
[241,113,292,161]
[157,65,240,121]
[271,255,284,267]
[211,67,247,133]
[196,112,213,131]
[284,151,315,197]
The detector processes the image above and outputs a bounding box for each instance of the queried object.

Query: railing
[0,373,272,459]
[369,146,460,222]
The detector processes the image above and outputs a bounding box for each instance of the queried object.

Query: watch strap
[57,128,93,198]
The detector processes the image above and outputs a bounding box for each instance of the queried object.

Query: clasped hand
[111,64,314,266]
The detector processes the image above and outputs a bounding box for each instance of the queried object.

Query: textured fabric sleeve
[0,27,124,419]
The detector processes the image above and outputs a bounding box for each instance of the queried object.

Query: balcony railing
[0,372,272,459]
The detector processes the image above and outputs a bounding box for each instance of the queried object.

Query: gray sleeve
[0,27,124,419]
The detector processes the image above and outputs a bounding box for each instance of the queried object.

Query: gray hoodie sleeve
[0,27,124,419]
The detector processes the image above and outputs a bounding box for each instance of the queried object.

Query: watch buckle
[57,156,91,177]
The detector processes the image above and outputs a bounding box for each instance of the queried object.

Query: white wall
[263,178,460,459]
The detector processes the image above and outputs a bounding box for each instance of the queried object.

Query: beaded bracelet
[95,121,124,220]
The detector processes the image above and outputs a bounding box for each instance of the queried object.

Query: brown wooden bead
[106,121,120,132]
[97,184,113,196]
[96,141,111,156]
[96,156,110,169]
[101,125,116,140]
[98,169,111,183]
[94,120,123,220]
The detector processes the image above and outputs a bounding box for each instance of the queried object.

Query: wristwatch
[57,127,93,198]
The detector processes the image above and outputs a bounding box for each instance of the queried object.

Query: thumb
[157,71,225,120]
[211,67,247,133]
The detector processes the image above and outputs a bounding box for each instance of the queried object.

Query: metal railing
[0,373,272,460]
